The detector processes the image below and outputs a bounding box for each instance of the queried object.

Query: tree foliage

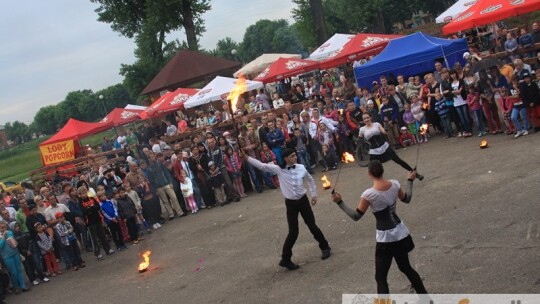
[4,121,32,144]
[209,37,240,61]
[240,19,304,62]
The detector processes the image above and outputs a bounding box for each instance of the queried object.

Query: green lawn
[0,137,49,182]
[0,129,118,183]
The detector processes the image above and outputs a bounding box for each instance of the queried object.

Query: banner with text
[40,140,75,166]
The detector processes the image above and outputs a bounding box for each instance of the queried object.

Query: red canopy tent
[254,57,320,83]
[319,33,401,69]
[40,118,112,146]
[143,88,199,119]
[442,0,540,35]
[99,108,143,127]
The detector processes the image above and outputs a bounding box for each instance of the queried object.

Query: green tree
[210,37,241,61]
[4,121,32,144]
[240,19,304,62]
[91,0,211,51]
[33,105,59,135]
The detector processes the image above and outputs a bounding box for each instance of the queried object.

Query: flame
[422,102,429,110]
[227,74,247,112]
[480,140,488,148]
[138,250,151,271]
[419,124,428,135]
[342,152,355,163]
[321,175,331,189]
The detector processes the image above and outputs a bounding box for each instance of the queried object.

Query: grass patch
[0,137,48,182]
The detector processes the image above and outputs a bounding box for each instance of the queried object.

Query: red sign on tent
[254,57,320,83]
[144,88,199,118]
[319,33,401,69]
[442,0,540,35]
[100,108,143,127]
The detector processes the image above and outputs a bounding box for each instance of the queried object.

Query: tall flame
[419,124,428,135]
[321,175,331,189]
[227,74,247,112]
[138,250,152,271]
[342,152,355,163]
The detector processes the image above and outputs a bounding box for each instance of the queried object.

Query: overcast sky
[0,0,295,124]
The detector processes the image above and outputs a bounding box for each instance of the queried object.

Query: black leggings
[375,251,427,294]
[370,147,414,172]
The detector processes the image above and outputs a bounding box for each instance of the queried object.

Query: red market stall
[253,57,320,83]
[100,108,144,127]
[39,118,111,166]
[142,88,199,119]
[319,33,401,69]
[442,0,540,35]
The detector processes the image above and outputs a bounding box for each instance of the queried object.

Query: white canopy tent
[233,53,301,78]
[124,104,148,111]
[308,33,354,61]
[184,76,264,109]
[436,0,478,23]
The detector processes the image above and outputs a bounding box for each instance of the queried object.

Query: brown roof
[140,49,242,96]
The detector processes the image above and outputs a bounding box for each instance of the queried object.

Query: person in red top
[224,146,246,198]
[399,127,415,147]
[345,101,363,134]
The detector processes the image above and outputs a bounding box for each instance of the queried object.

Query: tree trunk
[181,0,198,51]
[309,0,328,45]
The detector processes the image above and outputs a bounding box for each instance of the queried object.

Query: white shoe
[457,132,462,137]
[42,277,50,283]
[157,223,162,228]
[522,130,528,136]
[153,223,158,230]
[32,280,40,286]
[514,131,523,138]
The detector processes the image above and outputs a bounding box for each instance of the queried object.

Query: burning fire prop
[321,175,331,190]
[138,251,152,273]
[341,152,355,163]
[480,140,488,149]
[227,74,247,113]
[414,124,429,169]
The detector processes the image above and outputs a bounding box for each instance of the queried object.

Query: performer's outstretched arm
[399,180,414,204]
[331,193,369,222]
[246,156,281,175]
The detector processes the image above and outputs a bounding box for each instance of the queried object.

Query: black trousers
[375,239,427,294]
[88,223,111,256]
[107,221,125,249]
[370,147,414,172]
[282,195,329,261]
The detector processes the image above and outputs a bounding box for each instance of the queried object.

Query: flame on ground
[227,74,247,112]
[321,175,331,189]
[138,250,152,272]
[342,152,355,163]
[419,124,428,135]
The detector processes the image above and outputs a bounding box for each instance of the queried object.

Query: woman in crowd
[450,69,472,137]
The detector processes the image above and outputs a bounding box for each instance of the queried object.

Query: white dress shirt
[247,157,316,200]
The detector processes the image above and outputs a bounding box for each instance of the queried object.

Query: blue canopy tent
[354,32,468,88]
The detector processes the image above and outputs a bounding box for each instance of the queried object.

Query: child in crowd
[208,161,227,206]
[224,146,246,198]
[506,80,529,138]
[336,114,352,155]
[179,170,198,214]
[35,222,62,277]
[402,103,418,141]
[116,187,141,244]
[467,85,487,136]
[98,192,127,251]
[276,119,290,141]
[13,222,49,286]
[111,189,130,244]
[289,128,313,174]
[54,212,84,271]
[434,92,453,138]
[124,183,151,235]
[321,144,337,171]
[259,142,279,187]
[399,126,415,147]
[317,122,336,155]
[410,94,428,143]
[498,86,516,135]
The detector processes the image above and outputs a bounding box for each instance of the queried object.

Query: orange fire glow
[419,124,428,135]
[342,152,355,163]
[227,74,247,112]
[138,251,151,272]
[321,175,331,189]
